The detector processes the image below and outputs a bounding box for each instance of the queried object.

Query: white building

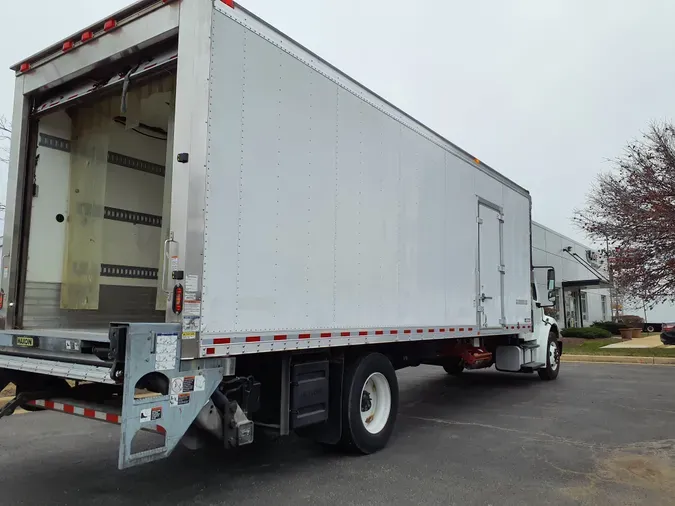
[532,223,611,328]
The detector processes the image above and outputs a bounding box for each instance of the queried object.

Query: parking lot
[1,363,674,505]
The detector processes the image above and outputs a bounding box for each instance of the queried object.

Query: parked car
[660,323,675,345]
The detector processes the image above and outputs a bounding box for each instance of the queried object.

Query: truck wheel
[538,331,560,381]
[442,359,464,376]
[341,353,398,454]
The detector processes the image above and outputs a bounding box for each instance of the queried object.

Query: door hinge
[477,306,484,313]
[498,265,506,273]
[499,317,506,326]
[476,217,484,224]
[498,214,504,222]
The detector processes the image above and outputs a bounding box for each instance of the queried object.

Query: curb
[563,355,675,365]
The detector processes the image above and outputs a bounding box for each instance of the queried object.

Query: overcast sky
[1,0,674,244]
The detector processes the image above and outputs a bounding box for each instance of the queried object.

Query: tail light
[663,323,675,332]
[172,284,184,314]
[0,289,4,310]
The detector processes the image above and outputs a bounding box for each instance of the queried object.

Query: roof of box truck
[12,0,529,199]
[11,0,160,72]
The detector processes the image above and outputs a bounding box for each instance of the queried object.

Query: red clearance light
[172,284,184,314]
[221,0,235,7]
[62,41,74,52]
[104,19,117,31]
[19,62,30,73]
[81,31,94,42]
[0,289,4,310]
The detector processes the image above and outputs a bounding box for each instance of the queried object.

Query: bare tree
[0,115,10,164]
[574,122,675,306]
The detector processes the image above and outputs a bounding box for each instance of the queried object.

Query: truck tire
[341,353,398,454]
[538,331,560,381]
[442,358,464,376]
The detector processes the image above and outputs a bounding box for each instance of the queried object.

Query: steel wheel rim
[360,372,392,434]
[549,341,560,371]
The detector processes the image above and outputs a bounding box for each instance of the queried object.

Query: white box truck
[0,0,562,469]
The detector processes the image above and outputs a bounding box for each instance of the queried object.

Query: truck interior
[17,47,177,331]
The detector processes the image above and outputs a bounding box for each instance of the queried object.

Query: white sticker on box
[170,393,190,407]
[186,275,199,293]
[157,334,178,346]
[184,300,201,317]
[156,358,176,371]
[195,375,206,392]
[140,406,162,422]
[170,256,179,271]
[140,407,163,423]
[183,316,200,333]
[155,333,178,371]
[171,377,184,394]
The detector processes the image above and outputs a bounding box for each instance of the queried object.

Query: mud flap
[295,356,344,445]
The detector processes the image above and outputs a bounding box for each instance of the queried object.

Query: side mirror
[547,268,555,291]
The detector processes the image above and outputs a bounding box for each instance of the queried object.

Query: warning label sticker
[155,333,178,371]
[182,331,197,340]
[140,406,162,423]
[170,375,205,394]
[186,275,199,293]
[183,376,195,392]
[195,375,205,392]
[183,315,200,333]
[170,393,191,407]
[184,300,201,317]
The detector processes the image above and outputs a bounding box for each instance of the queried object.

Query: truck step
[0,355,115,384]
[520,361,545,372]
[520,342,540,349]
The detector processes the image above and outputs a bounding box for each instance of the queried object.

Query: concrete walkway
[602,333,666,349]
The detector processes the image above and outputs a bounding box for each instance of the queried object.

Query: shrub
[620,315,644,328]
[591,321,627,335]
[562,327,612,339]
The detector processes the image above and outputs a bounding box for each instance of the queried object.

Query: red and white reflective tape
[27,399,120,424]
[200,324,534,357]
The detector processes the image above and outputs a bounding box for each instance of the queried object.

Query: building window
[580,292,588,323]
[601,295,607,322]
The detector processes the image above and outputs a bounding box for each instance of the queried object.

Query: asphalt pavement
[1,363,674,506]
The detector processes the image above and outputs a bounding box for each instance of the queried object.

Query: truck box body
[2,0,533,359]
[0,0,559,471]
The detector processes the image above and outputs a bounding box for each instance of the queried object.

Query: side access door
[477,200,505,328]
